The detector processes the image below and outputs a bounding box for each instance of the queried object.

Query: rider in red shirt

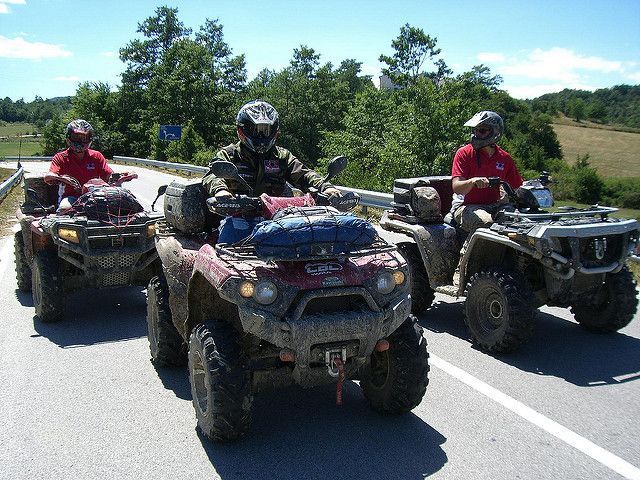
[44,119,114,209]
[451,111,523,233]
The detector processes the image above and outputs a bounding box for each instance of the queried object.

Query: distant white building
[373,74,401,91]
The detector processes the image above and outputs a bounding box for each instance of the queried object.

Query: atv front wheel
[360,316,430,413]
[464,269,535,353]
[32,251,64,323]
[397,242,435,314]
[147,275,186,366]
[188,322,253,442]
[571,267,639,333]
[14,231,32,292]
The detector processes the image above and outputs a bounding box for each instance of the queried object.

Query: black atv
[146,156,429,441]
[380,173,639,353]
[15,172,163,322]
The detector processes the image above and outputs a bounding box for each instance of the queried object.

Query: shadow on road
[15,289,33,307]
[153,363,191,400]
[419,298,640,387]
[199,382,447,480]
[32,286,148,347]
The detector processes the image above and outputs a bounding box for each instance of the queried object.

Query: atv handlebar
[206,195,263,217]
[315,190,360,211]
[206,191,360,217]
[110,172,138,186]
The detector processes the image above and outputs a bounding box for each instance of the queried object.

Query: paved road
[1,162,639,480]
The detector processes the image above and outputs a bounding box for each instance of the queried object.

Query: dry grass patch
[553,123,640,178]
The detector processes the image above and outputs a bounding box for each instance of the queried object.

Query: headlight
[146,223,156,237]
[58,227,80,243]
[254,280,278,305]
[393,271,406,285]
[376,271,396,294]
[239,281,255,298]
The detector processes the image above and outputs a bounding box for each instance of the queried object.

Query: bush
[573,167,603,204]
[602,177,640,208]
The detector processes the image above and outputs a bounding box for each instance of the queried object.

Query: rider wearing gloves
[202,99,341,200]
[44,119,114,210]
[451,111,523,233]
[202,100,341,243]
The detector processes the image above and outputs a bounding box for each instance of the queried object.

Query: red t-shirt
[451,144,523,205]
[49,149,113,198]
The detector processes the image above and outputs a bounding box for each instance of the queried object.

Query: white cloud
[477,52,505,63]
[0,35,72,59]
[0,0,26,14]
[485,47,623,84]
[100,51,116,58]
[52,76,80,82]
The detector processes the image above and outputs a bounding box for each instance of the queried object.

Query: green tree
[118,7,245,157]
[379,24,442,87]
[567,98,586,122]
[587,101,607,123]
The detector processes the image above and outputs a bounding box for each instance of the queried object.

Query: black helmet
[236,100,279,153]
[464,111,503,149]
[65,119,94,153]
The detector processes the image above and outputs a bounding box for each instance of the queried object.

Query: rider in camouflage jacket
[202,100,339,198]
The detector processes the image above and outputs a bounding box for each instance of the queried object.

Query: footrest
[435,285,460,296]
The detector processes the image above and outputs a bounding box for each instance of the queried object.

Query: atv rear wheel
[397,242,435,314]
[188,322,253,442]
[571,267,639,333]
[14,231,32,292]
[464,268,534,353]
[147,275,186,366]
[32,251,64,323]
[360,316,430,413]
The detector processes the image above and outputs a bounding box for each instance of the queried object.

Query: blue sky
[1,0,639,102]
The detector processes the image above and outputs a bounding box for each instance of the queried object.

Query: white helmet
[464,111,504,149]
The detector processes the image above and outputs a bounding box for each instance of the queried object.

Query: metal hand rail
[0,165,24,201]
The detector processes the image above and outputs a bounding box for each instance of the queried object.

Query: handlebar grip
[487,177,501,188]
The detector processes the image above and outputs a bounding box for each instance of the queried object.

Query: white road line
[431,354,640,480]
[0,237,13,282]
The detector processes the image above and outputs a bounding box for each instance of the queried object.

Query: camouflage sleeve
[281,148,335,193]
[201,148,233,197]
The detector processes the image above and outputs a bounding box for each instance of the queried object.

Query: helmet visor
[69,131,91,144]
[472,126,492,139]
[242,122,275,139]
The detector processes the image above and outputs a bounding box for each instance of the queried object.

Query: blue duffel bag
[246,206,377,258]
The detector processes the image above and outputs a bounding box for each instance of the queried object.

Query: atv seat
[392,175,453,221]
[21,172,58,212]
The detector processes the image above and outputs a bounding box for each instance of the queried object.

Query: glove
[322,187,342,197]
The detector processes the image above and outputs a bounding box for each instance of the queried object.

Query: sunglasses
[473,126,492,135]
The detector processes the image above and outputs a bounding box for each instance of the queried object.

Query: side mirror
[209,160,253,194]
[323,155,348,183]
[209,160,240,180]
[25,188,52,213]
[26,188,42,205]
[151,185,168,212]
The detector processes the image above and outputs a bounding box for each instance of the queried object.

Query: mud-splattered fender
[155,233,204,336]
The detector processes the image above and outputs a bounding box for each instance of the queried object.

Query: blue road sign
[159,125,182,141]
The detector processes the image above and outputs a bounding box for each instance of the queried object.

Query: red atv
[15,171,162,322]
[147,156,429,442]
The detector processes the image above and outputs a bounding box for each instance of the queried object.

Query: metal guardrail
[0,165,24,201]
[113,155,394,209]
[9,155,640,263]
[1,156,52,162]
[113,156,208,174]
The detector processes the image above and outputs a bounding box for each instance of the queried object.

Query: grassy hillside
[552,120,640,178]
[0,122,42,157]
[0,122,38,136]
